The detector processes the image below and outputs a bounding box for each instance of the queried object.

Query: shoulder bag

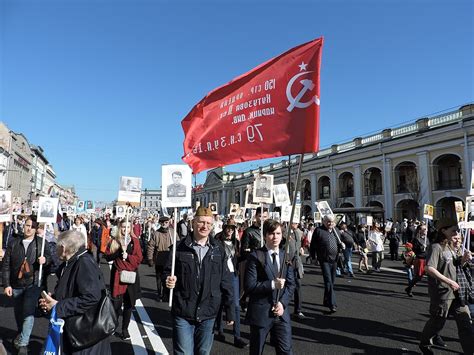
[120,270,137,284]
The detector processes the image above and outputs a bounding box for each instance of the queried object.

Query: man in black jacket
[2,216,51,355]
[310,214,345,313]
[164,207,234,355]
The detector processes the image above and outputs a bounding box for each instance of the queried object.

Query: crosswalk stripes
[134,299,169,355]
[128,312,149,355]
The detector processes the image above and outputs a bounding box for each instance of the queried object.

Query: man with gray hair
[309,214,345,313]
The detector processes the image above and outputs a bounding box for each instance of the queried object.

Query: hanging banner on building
[423,204,434,220]
[253,174,274,204]
[162,165,192,208]
[37,197,59,223]
[273,184,290,207]
[118,176,142,205]
[182,38,324,173]
[0,191,12,222]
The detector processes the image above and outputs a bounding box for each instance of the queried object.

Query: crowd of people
[0,207,473,354]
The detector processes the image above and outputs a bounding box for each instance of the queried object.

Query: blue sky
[1,0,473,202]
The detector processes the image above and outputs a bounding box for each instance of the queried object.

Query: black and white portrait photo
[316,200,333,218]
[167,171,186,198]
[120,176,142,192]
[244,184,258,209]
[0,191,12,222]
[116,205,126,218]
[229,203,239,215]
[38,197,59,223]
[208,202,218,214]
[273,184,290,206]
[162,164,192,208]
[253,174,274,204]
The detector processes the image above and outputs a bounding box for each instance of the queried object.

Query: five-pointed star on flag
[298,62,308,71]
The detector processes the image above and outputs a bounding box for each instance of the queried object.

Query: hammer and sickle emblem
[286,71,320,112]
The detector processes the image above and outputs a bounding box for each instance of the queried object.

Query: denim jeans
[173,316,215,355]
[405,267,413,283]
[216,274,241,339]
[12,284,41,346]
[343,247,353,274]
[320,261,337,308]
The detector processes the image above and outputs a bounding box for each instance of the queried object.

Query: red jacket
[106,236,143,297]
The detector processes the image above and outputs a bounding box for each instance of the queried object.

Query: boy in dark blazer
[244,219,295,355]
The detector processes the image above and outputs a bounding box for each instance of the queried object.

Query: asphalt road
[0,251,467,355]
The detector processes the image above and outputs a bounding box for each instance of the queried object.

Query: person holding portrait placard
[164,207,234,355]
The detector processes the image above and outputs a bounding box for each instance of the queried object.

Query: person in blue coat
[244,219,295,355]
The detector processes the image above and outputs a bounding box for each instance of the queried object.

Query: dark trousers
[155,264,167,300]
[389,243,399,260]
[113,291,133,333]
[216,274,241,339]
[320,261,337,308]
[293,277,303,314]
[249,318,293,355]
[420,298,473,354]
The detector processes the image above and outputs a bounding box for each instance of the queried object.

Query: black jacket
[2,235,52,288]
[163,234,234,322]
[240,225,262,260]
[310,226,344,263]
[54,248,105,318]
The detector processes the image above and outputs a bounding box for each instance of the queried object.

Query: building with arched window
[193,104,474,222]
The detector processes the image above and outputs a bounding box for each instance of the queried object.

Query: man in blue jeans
[340,223,355,277]
[2,216,51,355]
[164,207,234,355]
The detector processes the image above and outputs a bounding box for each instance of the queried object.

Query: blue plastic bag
[44,305,65,355]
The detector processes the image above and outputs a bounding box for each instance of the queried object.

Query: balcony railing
[396,184,418,193]
[365,188,383,196]
[435,180,463,190]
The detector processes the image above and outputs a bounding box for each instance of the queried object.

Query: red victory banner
[182,37,324,173]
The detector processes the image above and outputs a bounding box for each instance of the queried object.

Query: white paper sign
[118,176,142,203]
[366,216,373,226]
[245,184,259,209]
[313,211,322,223]
[229,203,239,216]
[385,221,393,232]
[252,174,274,204]
[0,191,12,222]
[37,197,59,223]
[423,204,434,220]
[115,205,126,218]
[281,204,292,222]
[208,202,218,215]
[273,184,291,207]
[316,201,333,218]
[162,165,192,208]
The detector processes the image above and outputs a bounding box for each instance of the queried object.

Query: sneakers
[405,287,413,297]
[419,344,434,355]
[329,306,337,313]
[234,337,249,348]
[13,334,21,348]
[121,330,131,341]
[430,335,447,348]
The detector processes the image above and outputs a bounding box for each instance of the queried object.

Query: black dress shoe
[329,306,337,313]
[430,335,447,348]
[419,344,434,355]
[234,338,249,348]
[215,333,226,342]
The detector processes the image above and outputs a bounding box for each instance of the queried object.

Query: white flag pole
[169,207,178,308]
[260,203,264,247]
[38,226,47,287]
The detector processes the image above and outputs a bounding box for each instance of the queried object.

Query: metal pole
[169,207,178,308]
[276,154,304,303]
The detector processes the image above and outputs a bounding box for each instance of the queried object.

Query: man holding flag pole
[176,36,323,354]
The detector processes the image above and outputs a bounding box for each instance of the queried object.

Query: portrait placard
[86,200,95,213]
[281,204,292,222]
[195,200,201,209]
[366,215,373,226]
[245,184,259,209]
[470,161,474,196]
[292,205,301,224]
[234,208,245,223]
[385,220,393,232]
[454,201,464,213]
[316,201,333,218]
[273,184,290,207]
[24,207,32,216]
[67,205,76,217]
[162,165,192,208]
[273,211,281,222]
[313,211,322,223]
[61,205,68,214]
[77,200,85,213]
[31,200,39,212]
[229,203,239,216]
[38,197,59,223]
[12,197,22,215]
[0,191,12,222]
[423,204,434,220]
[118,176,142,204]
[253,174,274,204]
[115,205,126,218]
[208,202,218,215]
